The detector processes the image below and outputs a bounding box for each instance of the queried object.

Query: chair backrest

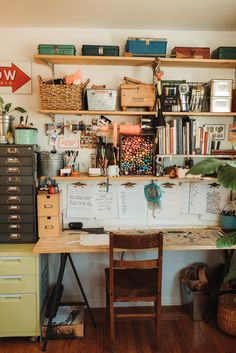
[109,230,163,270]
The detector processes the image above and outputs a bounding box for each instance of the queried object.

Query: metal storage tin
[38,44,76,55]
[86,89,117,110]
[125,37,167,57]
[82,45,119,56]
[212,47,236,59]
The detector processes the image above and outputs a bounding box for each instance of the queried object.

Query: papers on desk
[79,233,109,246]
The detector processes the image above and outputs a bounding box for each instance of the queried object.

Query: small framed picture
[203,124,225,140]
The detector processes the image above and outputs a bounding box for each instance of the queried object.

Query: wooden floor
[0,307,235,353]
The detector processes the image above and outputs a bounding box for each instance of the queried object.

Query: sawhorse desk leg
[42,253,96,351]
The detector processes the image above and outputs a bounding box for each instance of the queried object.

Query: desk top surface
[32,228,231,254]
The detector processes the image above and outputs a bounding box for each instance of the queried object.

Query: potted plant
[187,158,236,321]
[0,96,27,144]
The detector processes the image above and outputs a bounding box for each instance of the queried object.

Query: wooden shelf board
[33,55,154,66]
[33,55,236,69]
[159,154,236,158]
[38,109,156,116]
[159,57,236,69]
[46,173,216,182]
[163,112,236,116]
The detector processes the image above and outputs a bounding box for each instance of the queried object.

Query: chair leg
[109,297,115,351]
[155,301,161,352]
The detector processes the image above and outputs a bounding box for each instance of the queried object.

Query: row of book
[156,118,221,155]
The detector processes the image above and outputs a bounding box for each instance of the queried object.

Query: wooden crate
[120,77,155,111]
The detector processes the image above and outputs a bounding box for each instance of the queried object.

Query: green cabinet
[0,244,48,337]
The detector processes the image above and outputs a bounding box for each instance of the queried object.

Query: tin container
[86,89,117,110]
[210,97,232,112]
[38,44,76,55]
[125,37,167,57]
[39,151,64,177]
[15,128,38,145]
[82,45,119,56]
[0,116,14,144]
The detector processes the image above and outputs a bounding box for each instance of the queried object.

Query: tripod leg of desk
[42,253,67,351]
[68,253,97,328]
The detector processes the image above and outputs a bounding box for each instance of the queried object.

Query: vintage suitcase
[38,44,76,55]
[211,47,236,59]
[125,37,167,57]
[171,47,210,59]
[81,45,119,56]
[120,77,155,111]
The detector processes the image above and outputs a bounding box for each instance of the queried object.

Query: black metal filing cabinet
[0,145,37,243]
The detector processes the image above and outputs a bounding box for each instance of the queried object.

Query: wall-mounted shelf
[33,55,154,67]
[46,173,216,182]
[38,109,156,116]
[162,112,236,117]
[33,55,236,69]
[159,154,236,158]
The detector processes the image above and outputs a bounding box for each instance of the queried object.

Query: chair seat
[105,268,158,300]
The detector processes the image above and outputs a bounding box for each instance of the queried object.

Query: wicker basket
[39,76,89,110]
[217,294,236,336]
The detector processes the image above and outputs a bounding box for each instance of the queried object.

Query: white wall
[1,27,235,306]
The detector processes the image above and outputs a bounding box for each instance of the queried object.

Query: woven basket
[217,294,236,336]
[38,76,89,110]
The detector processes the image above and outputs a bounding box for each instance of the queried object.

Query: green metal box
[38,44,76,55]
[212,47,236,59]
[81,45,119,56]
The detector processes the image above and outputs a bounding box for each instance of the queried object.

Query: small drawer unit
[37,193,62,238]
[0,145,37,244]
[0,244,48,338]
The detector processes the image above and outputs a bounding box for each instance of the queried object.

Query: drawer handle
[8,215,21,221]
[7,148,19,154]
[8,224,21,230]
[0,276,22,282]
[0,295,22,302]
[7,176,20,184]
[45,225,54,229]
[6,167,20,174]
[9,205,20,211]
[0,256,21,261]
[9,233,22,240]
[44,204,53,208]
[7,196,21,203]
[7,186,20,193]
[6,158,20,164]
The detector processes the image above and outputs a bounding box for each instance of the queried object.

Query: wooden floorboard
[0,307,236,353]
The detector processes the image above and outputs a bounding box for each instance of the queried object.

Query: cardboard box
[37,193,61,216]
[38,215,62,238]
[42,305,84,338]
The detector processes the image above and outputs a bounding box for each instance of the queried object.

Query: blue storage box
[125,37,167,57]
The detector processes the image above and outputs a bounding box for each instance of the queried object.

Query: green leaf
[186,158,226,176]
[0,97,4,106]
[216,231,236,248]
[14,107,27,113]
[4,103,12,113]
[218,165,236,190]
[224,261,236,283]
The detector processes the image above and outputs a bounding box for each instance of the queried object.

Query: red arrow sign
[0,63,31,93]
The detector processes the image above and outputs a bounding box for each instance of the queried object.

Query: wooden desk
[34,227,234,351]
[32,227,228,254]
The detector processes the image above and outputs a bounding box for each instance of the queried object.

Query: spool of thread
[119,124,141,135]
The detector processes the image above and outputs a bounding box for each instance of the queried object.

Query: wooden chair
[105,230,163,352]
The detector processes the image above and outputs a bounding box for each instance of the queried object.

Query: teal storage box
[212,47,236,59]
[125,37,167,57]
[82,45,119,56]
[38,44,76,55]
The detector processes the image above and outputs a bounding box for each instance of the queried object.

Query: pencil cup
[107,165,119,177]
